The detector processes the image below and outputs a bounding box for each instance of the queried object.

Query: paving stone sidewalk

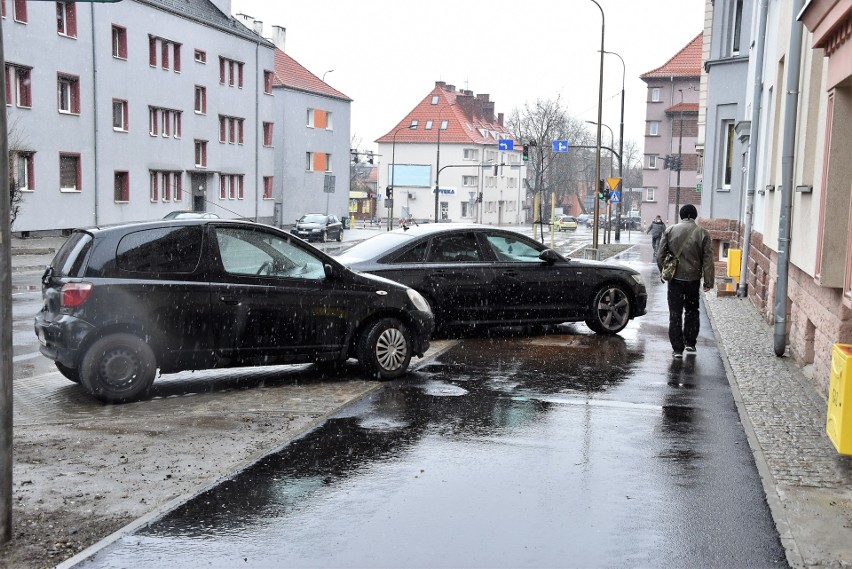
[705,293,852,568]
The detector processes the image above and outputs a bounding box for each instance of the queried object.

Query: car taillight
[61,282,94,308]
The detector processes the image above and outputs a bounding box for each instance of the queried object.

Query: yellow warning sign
[606,177,621,190]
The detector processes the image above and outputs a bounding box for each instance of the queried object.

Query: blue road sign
[498,139,514,151]
[610,191,621,203]
[552,140,570,152]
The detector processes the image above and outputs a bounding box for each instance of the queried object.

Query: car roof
[77,218,258,238]
[376,222,515,238]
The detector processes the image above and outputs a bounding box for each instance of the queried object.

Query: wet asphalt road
[71,242,787,568]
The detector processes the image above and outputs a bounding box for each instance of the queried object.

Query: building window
[149,106,182,138]
[59,153,80,192]
[648,155,657,169]
[440,119,448,130]
[12,152,34,191]
[262,122,273,146]
[149,170,181,202]
[649,121,660,136]
[218,115,244,144]
[651,87,661,102]
[112,25,127,59]
[431,95,439,105]
[425,120,433,130]
[219,174,244,200]
[719,241,730,262]
[114,171,129,202]
[462,176,478,186]
[218,57,243,87]
[645,187,656,202]
[730,0,744,55]
[410,119,419,129]
[263,70,273,94]
[263,176,273,199]
[112,99,128,131]
[306,152,330,172]
[194,140,207,168]
[463,148,479,161]
[56,2,76,37]
[194,49,206,64]
[57,74,80,114]
[149,36,181,72]
[5,64,32,108]
[722,121,735,187]
[13,0,26,23]
[194,85,206,114]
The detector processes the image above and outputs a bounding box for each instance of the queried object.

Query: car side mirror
[323,263,339,279]
[539,249,562,264]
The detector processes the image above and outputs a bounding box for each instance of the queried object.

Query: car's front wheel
[79,333,157,403]
[585,284,631,335]
[336,228,342,242]
[357,318,412,380]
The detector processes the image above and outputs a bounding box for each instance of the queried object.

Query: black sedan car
[335,224,647,335]
[292,213,344,242]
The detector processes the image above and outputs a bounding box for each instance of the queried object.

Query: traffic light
[367,152,374,165]
[522,144,529,161]
[477,192,483,203]
[597,179,608,201]
[386,186,393,199]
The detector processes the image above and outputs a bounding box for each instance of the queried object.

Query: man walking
[646,215,666,255]
[656,204,714,359]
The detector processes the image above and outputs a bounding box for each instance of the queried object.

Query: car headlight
[407,289,432,313]
[631,274,645,286]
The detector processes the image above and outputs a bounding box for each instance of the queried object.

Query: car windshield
[299,214,327,224]
[337,232,416,262]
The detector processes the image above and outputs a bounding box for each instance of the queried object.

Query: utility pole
[0,18,12,545]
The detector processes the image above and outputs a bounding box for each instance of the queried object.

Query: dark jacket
[646,219,665,238]
[656,219,714,285]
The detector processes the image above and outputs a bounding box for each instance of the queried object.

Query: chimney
[272,26,286,51]
[252,20,263,36]
[446,84,456,92]
[497,113,504,126]
[435,80,446,89]
[235,12,252,24]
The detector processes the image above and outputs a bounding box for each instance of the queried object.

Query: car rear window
[52,231,93,278]
[115,226,203,274]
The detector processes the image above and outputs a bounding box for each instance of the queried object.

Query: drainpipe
[91,5,99,225]
[773,0,805,356]
[737,0,769,297]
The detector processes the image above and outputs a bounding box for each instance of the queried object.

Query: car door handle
[219,295,240,305]
[502,270,518,277]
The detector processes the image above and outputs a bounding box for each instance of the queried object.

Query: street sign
[610,191,621,203]
[323,174,336,193]
[696,182,703,193]
[385,198,394,209]
[552,140,570,153]
[606,177,621,190]
[498,139,514,151]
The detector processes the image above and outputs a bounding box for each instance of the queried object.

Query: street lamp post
[389,124,415,231]
[322,69,333,82]
[588,0,605,256]
[602,50,625,241]
[434,103,456,223]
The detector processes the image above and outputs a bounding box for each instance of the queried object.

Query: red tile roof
[273,49,351,101]
[666,102,700,114]
[376,81,514,145]
[641,33,703,80]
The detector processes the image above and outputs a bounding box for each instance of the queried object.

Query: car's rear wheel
[357,318,412,380]
[585,284,631,335]
[80,333,157,403]
[55,362,80,383]
[320,230,327,243]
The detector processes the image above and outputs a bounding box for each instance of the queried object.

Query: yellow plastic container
[727,249,742,281]
[826,343,852,454]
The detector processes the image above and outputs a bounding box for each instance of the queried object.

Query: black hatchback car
[291,213,344,242]
[35,220,433,403]
[335,224,646,335]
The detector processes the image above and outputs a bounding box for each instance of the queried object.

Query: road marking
[14,352,43,363]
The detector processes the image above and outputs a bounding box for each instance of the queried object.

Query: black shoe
[684,346,696,354]
[672,351,683,359]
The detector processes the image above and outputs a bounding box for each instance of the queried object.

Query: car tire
[320,231,327,243]
[55,362,81,383]
[585,284,631,335]
[79,333,157,403]
[336,228,342,242]
[357,318,412,380]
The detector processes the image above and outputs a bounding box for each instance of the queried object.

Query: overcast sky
[230,0,705,155]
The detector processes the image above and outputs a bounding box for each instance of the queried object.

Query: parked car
[335,224,647,335]
[551,215,578,231]
[34,219,434,403]
[163,210,219,219]
[292,214,344,242]
[576,214,592,227]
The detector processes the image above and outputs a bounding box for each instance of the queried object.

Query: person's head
[680,204,698,220]
[655,215,662,221]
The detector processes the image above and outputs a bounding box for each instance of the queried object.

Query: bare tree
[349,134,372,191]
[7,118,27,228]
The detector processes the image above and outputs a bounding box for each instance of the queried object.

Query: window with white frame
[194,140,207,168]
[486,150,498,163]
[645,187,656,202]
[722,121,735,188]
[485,177,497,188]
[651,87,661,102]
[263,176,273,199]
[12,151,34,191]
[431,95,439,105]
[218,56,243,87]
[114,171,129,202]
[112,99,128,131]
[263,70,273,94]
[648,155,657,169]
[649,121,660,136]
[149,36,181,72]
[149,106,182,138]
[730,0,744,55]
[217,115,244,144]
[410,119,418,129]
[461,201,473,219]
[425,120,433,130]
[56,1,76,37]
[440,119,448,130]
[6,63,32,107]
[462,175,478,186]
[59,153,80,191]
[57,74,80,114]
[719,241,730,262]
[262,122,273,146]
[112,25,127,59]
[463,148,479,161]
[149,170,181,202]
[194,85,206,114]
[218,174,244,200]
[194,49,206,63]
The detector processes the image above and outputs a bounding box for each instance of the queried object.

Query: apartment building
[375,81,524,225]
[4,0,277,233]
